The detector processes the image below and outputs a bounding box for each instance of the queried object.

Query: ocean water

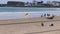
[0,7,60,12]
[0,7,60,20]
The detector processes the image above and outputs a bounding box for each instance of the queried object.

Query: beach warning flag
[25,13,29,16]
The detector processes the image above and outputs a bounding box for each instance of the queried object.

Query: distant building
[41,4,52,7]
[47,1,60,6]
[47,1,52,4]
[7,1,25,7]
[0,4,7,7]
[37,1,43,5]
[32,1,43,6]
[33,1,53,7]
[25,2,32,6]
[25,1,43,6]
[52,1,60,6]
[32,0,36,6]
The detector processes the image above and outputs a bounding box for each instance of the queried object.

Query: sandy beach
[0,16,60,34]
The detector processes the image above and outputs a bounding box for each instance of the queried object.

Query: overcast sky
[0,0,60,4]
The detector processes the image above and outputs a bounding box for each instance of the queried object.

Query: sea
[0,7,60,20]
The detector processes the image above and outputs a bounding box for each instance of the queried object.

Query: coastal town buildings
[25,0,44,6]
[32,1,43,6]
[0,0,60,7]
[52,1,60,6]
[0,4,7,7]
[25,2,32,6]
[47,1,60,6]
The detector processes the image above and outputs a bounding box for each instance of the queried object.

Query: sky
[0,0,60,4]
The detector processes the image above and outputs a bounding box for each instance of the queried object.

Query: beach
[0,16,60,34]
[0,7,60,34]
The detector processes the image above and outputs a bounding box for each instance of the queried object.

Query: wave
[0,11,59,20]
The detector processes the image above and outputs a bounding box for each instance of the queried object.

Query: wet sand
[0,16,60,34]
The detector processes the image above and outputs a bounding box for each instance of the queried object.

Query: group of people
[41,13,54,19]
[40,13,55,26]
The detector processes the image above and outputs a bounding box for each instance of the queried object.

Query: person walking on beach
[41,22,44,26]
